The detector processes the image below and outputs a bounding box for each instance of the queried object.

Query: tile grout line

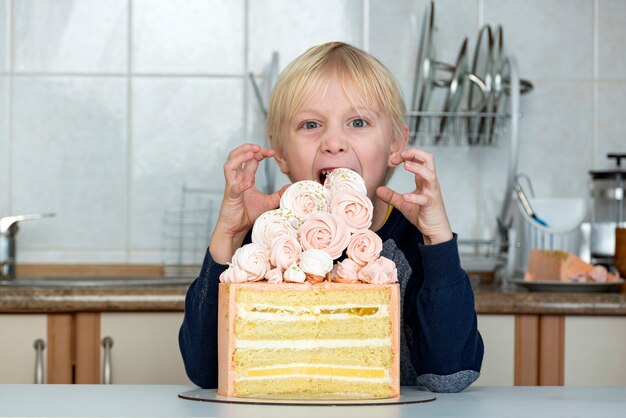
[592,0,598,170]
[126,0,133,262]
[7,0,13,214]
[362,0,369,52]
[244,0,249,143]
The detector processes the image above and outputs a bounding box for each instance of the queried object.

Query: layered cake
[217,169,400,398]
[218,282,399,398]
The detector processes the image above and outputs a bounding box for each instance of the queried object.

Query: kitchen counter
[0,385,624,417]
[1,278,626,315]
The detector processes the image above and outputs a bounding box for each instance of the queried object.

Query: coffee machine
[589,153,626,265]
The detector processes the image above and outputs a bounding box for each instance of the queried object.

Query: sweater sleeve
[178,249,227,388]
[411,234,484,392]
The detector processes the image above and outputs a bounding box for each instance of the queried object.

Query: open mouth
[317,167,358,185]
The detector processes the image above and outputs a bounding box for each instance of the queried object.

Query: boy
[179,42,483,393]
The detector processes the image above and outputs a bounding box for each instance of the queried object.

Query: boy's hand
[376,148,453,245]
[210,143,286,263]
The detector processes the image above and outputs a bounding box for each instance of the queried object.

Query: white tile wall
[0,77,8,215]
[598,0,626,80]
[129,77,244,256]
[13,0,128,73]
[132,0,245,74]
[1,0,625,265]
[0,0,8,72]
[11,76,127,262]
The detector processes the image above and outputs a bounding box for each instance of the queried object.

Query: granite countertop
[1,277,625,315]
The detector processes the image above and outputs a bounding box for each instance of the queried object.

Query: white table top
[0,385,624,418]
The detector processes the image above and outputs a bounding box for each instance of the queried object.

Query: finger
[403,160,437,191]
[400,148,436,171]
[268,184,291,208]
[403,193,430,206]
[376,186,407,209]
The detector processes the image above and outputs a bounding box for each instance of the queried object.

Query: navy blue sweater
[179,207,484,392]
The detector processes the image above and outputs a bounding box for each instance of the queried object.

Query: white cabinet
[564,316,626,386]
[0,314,47,383]
[99,312,192,385]
[475,314,515,386]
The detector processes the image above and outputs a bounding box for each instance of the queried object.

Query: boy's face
[273,77,404,201]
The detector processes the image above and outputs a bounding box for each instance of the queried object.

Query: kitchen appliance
[589,153,626,263]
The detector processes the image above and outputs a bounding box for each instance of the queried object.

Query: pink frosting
[358,256,397,284]
[346,229,383,267]
[298,212,351,260]
[588,265,608,282]
[324,168,367,196]
[231,243,267,282]
[270,235,302,271]
[219,264,248,283]
[279,180,329,220]
[330,190,373,232]
[334,258,361,283]
[251,208,300,250]
[264,267,284,284]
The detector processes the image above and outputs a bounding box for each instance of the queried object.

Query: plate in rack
[509,277,624,293]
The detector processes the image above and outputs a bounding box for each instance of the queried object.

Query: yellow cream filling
[245,365,386,379]
[249,306,379,316]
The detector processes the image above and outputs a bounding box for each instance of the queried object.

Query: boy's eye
[302,121,319,129]
[350,118,368,128]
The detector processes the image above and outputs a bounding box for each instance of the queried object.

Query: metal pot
[589,153,626,261]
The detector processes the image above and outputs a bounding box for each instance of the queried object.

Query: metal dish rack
[162,185,223,277]
[406,56,523,276]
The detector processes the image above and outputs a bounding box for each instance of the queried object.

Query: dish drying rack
[406,56,523,275]
[162,185,222,277]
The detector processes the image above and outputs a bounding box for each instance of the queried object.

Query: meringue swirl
[346,229,383,267]
[333,258,361,283]
[270,235,302,271]
[283,263,306,283]
[324,168,367,196]
[330,190,373,232]
[300,249,334,277]
[299,212,351,259]
[264,267,284,284]
[231,243,268,281]
[280,180,329,220]
[219,263,248,283]
[357,256,397,284]
[251,208,300,250]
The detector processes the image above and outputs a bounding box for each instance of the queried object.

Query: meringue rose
[265,268,283,284]
[270,235,302,271]
[283,263,306,283]
[279,180,329,220]
[358,256,397,284]
[333,258,361,283]
[323,168,367,197]
[299,212,351,259]
[251,208,300,250]
[346,229,383,267]
[330,190,373,232]
[219,263,248,283]
[300,249,333,278]
[231,243,267,281]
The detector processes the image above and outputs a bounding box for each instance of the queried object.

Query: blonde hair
[266,42,406,153]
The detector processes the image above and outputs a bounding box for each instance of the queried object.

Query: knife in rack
[514,184,549,227]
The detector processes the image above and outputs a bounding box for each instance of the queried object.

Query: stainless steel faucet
[0,213,55,280]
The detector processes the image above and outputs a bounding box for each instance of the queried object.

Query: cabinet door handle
[101,336,114,384]
[33,339,46,384]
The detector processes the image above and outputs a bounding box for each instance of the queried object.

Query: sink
[0,276,195,288]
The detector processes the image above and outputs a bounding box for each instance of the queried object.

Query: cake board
[178,387,436,406]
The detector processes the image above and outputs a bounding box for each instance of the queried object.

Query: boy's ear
[388,124,409,167]
[269,135,290,174]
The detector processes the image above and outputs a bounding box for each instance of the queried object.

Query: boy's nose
[321,130,348,154]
